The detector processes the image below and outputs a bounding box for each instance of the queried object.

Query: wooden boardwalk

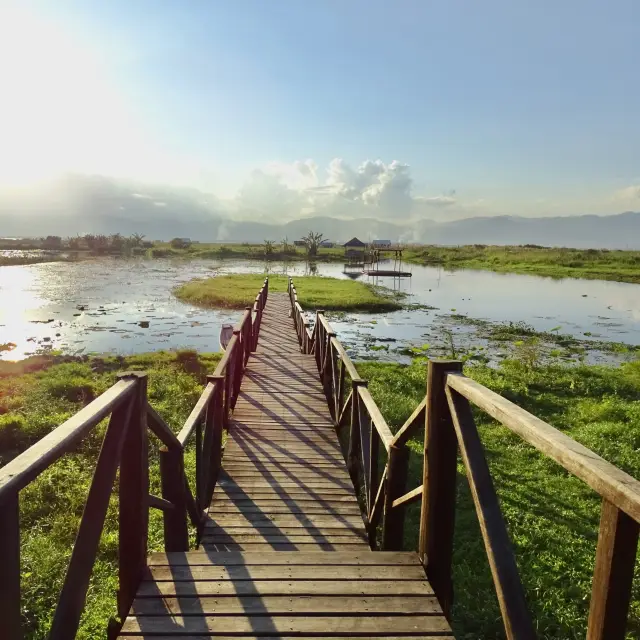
[119,293,453,638]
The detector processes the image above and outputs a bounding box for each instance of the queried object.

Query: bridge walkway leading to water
[118,292,453,638]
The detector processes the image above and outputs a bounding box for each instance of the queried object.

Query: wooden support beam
[392,484,423,509]
[383,444,410,550]
[117,372,149,620]
[587,499,639,640]
[0,493,22,640]
[419,359,463,620]
[446,386,535,640]
[159,447,189,552]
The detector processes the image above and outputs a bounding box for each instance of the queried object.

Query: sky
[0,0,639,222]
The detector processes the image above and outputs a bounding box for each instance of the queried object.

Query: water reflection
[0,256,638,361]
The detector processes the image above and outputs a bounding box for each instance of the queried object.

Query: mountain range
[2,210,640,250]
[1,175,639,249]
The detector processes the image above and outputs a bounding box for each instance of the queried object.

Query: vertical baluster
[336,357,346,424]
[231,329,241,407]
[159,445,188,552]
[223,358,232,430]
[195,417,203,511]
[347,380,367,498]
[418,360,463,619]
[382,444,410,550]
[368,413,380,548]
[315,311,324,372]
[587,499,639,640]
[118,372,149,619]
[0,492,22,640]
[205,376,225,504]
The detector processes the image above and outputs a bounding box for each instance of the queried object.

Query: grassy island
[174,273,403,312]
[405,244,640,284]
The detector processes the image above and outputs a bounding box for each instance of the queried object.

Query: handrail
[0,378,137,499]
[329,337,362,382]
[177,381,215,446]
[357,386,394,451]
[447,372,640,524]
[285,277,640,639]
[286,277,407,551]
[0,278,269,640]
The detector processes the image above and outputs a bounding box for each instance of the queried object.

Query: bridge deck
[119,293,453,638]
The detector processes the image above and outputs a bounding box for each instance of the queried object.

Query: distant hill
[424,212,640,249]
[2,195,639,249]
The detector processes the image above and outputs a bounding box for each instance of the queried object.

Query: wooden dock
[119,292,453,638]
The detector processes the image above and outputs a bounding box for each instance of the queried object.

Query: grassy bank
[406,244,640,284]
[0,351,218,639]
[149,242,347,262]
[174,273,403,312]
[3,347,640,637]
[0,254,74,267]
[357,357,640,638]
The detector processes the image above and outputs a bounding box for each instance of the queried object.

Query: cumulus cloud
[231,158,451,221]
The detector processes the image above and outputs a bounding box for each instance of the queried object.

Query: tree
[264,240,275,256]
[302,231,323,257]
[171,237,191,250]
[94,235,110,253]
[109,233,125,251]
[66,236,81,250]
[281,237,290,254]
[83,234,97,250]
[42,235,62,249]
[130,233,146,247]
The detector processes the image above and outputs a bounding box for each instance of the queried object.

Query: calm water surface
[0,257,638,360]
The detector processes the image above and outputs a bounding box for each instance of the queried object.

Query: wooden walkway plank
[119,292,452,638]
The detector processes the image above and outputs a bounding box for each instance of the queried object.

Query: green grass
[405,244,640,284]
[149,242,348,262]
[357,357,640,639]
[5,347,640,637]
[174,273,403,312]
[0,350,219,639]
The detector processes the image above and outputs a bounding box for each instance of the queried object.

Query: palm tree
[109,233,125,251]
[130,233,146,247]
[302,231,323,257]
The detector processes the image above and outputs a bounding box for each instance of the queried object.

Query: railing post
[347,379,367,494]
[321,331,336,399]
[418,359,463,620]
[231,329,242,406]
[0,493,22,640]
[117,372,149,620]
[244,307,252,365]
[382,444,410,550]
[204,376,225,505]
[587,499,639,640]
[159,446,189,552]
[314,310,325,372]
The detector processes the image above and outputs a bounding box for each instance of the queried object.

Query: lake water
[0,257,638,361]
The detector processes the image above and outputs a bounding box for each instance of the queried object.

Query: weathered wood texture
[119,292,451,638]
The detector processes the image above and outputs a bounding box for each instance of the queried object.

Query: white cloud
[231,158,449,221]
[614,185,640,201]
[415,195,457,207]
